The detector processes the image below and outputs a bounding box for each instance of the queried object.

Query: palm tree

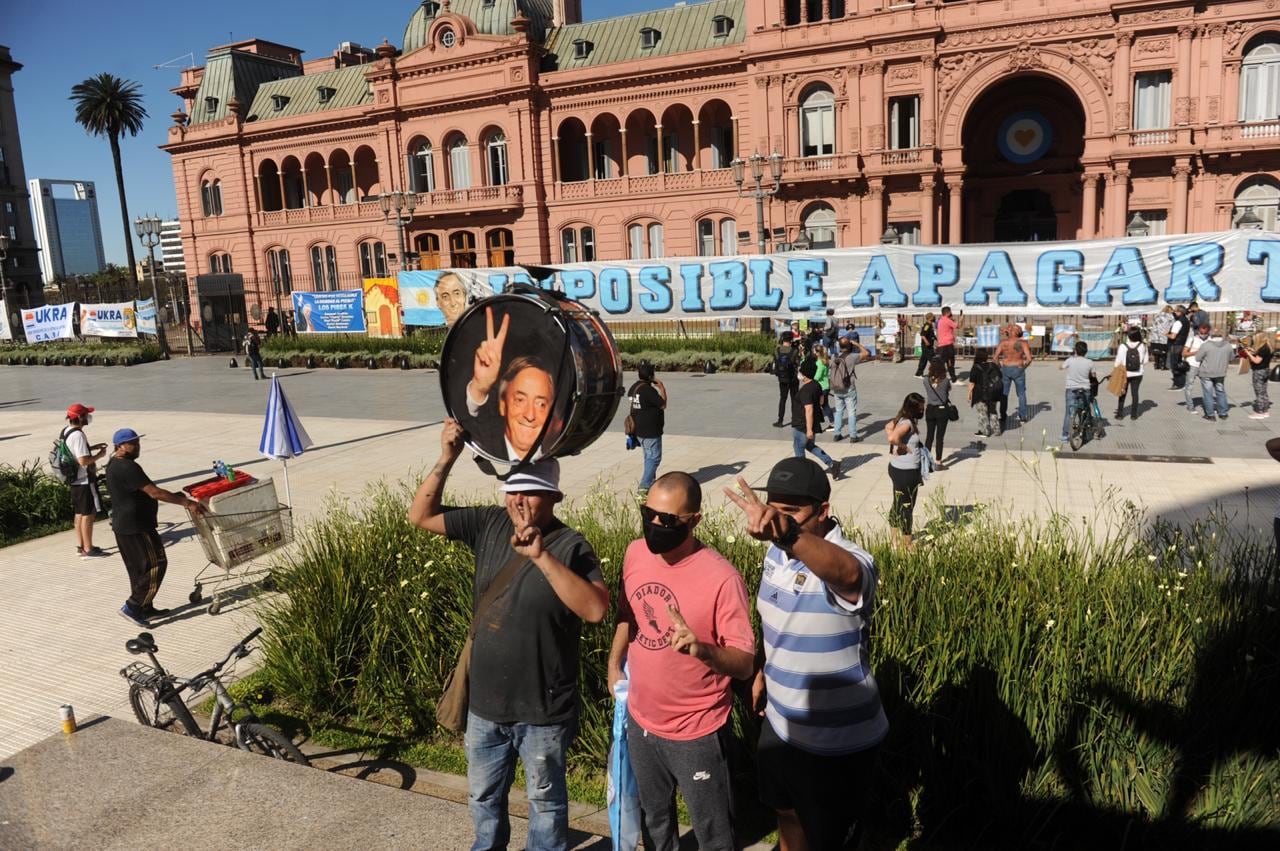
[70,73,148,300]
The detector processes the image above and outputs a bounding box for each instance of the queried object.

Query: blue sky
[7,0,678,266]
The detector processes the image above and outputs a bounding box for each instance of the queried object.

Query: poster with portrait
[399,270,498,328]
[291,290,367,333]
[441,295,579,467]
[1051,325,1078,353]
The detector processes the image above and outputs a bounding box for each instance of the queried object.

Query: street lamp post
[133,215,172,355]
[732,152,784,255]
[0,234,10,309]
[379,191,419,272]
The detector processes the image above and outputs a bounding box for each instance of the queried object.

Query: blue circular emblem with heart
[997,111,1053,164]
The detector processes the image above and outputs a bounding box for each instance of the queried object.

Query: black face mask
[643,521,690,555]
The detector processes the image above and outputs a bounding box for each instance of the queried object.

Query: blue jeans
[1200,375,1228,417]
[465,711,573,851]
[1002,365,1029,422]
[792,428,834,465]
[639,436,662,490]
[831,389,858,438]
[1061,389,1088,441]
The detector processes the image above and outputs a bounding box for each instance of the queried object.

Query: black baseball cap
[766,457,830,504]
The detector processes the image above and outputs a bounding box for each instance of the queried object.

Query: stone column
[324,165,334,205]
[920,176,935,244]
[864,61,886,151]
[619,128,630,179]
[921,56,937,147]
[947,177,963,244]
[1107,169,1130,237]
[277,171,286,209]
[866,180,885,244]
[692,120,703,171]
[1175,25,1195,127]
[1081,173,1100,238]
[1114,32,1133,132]
[1171,160,1191,233]
[585,132,595,184]
[550,136,560,184]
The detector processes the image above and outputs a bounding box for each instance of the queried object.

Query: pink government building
[164,0,1280,304]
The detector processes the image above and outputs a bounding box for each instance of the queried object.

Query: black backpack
[1125,343,1141,373]
[982,363,1004,401]
[774,344,795,379]
[49,426,81,484]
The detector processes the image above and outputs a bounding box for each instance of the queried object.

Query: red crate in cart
[184,471,255,501]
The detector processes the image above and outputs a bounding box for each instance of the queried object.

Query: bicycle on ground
[119,627,308,765]
[1067,381,1106,451]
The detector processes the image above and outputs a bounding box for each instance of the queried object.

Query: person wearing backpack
[61,403,108,559]
[244,330,265,380]
[1113,329,1148,421]
[627,362,667,493]
[773,333,800,427]
[830,336,869,442]
[967,350,1004,437]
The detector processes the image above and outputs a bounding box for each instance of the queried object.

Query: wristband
[771,515,801,549]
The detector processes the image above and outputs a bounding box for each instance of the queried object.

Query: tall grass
[255,482,1280,845]
[261,333,444,356]
[615,333,776,356]
[0,461,74,546]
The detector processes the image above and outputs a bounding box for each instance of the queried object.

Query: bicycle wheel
[236,722,309,765]
[1069,411,1086,451]
[128,683,202,735]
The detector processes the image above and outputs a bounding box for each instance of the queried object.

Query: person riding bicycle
[1059,341,1098,445]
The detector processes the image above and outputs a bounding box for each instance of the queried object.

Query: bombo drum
[440,285,623,469]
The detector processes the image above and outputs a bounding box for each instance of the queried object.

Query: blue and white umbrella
[259,373,312,507]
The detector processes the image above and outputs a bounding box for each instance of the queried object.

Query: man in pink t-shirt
[608,472,755,851]
[936,306,960,382]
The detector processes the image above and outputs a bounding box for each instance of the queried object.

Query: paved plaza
[1,355,1278,819]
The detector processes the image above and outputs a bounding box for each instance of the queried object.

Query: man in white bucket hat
[408,418,608,850]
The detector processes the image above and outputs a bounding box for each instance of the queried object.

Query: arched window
[448,136,471,190]
[697,217,739,256]
[628,221,664,259]
[267,248,292,294]
[310,244,339,290]
[486,133,509,186]
[1235,177,1280,231]
[802,203,837,249]
[800,87,835,158]
[415,233,441,270]
[449,231,477,268]
[720,218,737,255]
[209,252,233,274]
[697,219,716,256]
[1241,37,1280,123]
[648,222,665,258]
[486,228,514,266]
[580,226,596,261]
[201,179,223,217]
[359,240,388,277]
[561,228,578,263]
[409,140,435,193]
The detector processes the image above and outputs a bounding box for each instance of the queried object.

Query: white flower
[725,535,737,543]
[1045,619,1056,629]
[1178,571,1188,579]
[1086,607,1093,619]
[600,557,611,564]
[399,579,409,587]
[419,591,429,599]
[408,608,417,615]
[1195,617,1203,624]
[424,560,435,568]
[1147,555,1157,562]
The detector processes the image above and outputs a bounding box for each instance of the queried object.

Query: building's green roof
[543,0,744,71]
[190,48,301,125]
[403,0,555,53]
[246,65,373,122]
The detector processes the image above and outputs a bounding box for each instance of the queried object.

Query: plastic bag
[608,679,642,851]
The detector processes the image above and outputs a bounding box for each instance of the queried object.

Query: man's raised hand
[723,476,787,542]
[509,499,544,559]
[440,417,465,459]
[472,306,510,400]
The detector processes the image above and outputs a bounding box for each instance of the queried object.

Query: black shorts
[70,481,102,516]
[756,718,878,850]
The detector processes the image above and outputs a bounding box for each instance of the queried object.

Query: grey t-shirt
[1063,356,1096,390]
[923,377,951,406]
[1197,338,1234,379]
[443,505,603,725]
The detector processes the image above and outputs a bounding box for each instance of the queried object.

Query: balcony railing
[1130,129,1174,146]
[882,148,925,165]
[781,154,861,180]
[255,186,522,226]
[1241,120,1280,139]
[258,201,382,227]
[548,167,742,201]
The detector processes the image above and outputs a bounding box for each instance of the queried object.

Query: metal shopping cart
[183,474,293,615]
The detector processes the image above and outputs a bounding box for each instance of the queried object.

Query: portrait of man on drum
[451,303,568,463]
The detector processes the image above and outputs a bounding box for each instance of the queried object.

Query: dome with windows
[403,0,556,53]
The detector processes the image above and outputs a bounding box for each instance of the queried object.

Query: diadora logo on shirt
[631,581,679,650]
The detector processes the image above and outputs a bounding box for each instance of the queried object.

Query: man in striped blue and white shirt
[725,458,887,850]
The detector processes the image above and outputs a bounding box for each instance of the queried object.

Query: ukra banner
[135,298,158,335]
[425,231,1280,320]
[80,301,139,338]
[21,303,76,342]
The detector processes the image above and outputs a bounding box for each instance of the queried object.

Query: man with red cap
[63,403,108,559]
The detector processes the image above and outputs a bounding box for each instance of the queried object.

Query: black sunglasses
[640,505,697,528]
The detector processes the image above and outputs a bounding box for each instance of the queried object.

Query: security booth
[196,273,248,352]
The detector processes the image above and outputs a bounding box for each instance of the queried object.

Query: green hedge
[253,482,1280,846]
[0,462,74,546]
[0,341,162,366]
[262,334,444,356]
[615,333,775,356]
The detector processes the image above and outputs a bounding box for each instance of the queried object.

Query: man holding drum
[408,419,608,850]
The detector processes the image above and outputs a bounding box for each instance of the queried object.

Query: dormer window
[640,28,659,50]
[421,0,439,15]
[317,86,336,104]
[572,39,592,60]
[713,16,732,38]
[204,96,219,114]
[270,94,290,111]
[482,0,495,6]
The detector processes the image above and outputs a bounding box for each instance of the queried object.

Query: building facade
[159,218,185,274]
[163,0,1280,307]
[0,46,42,307]
[28,178,107,282]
